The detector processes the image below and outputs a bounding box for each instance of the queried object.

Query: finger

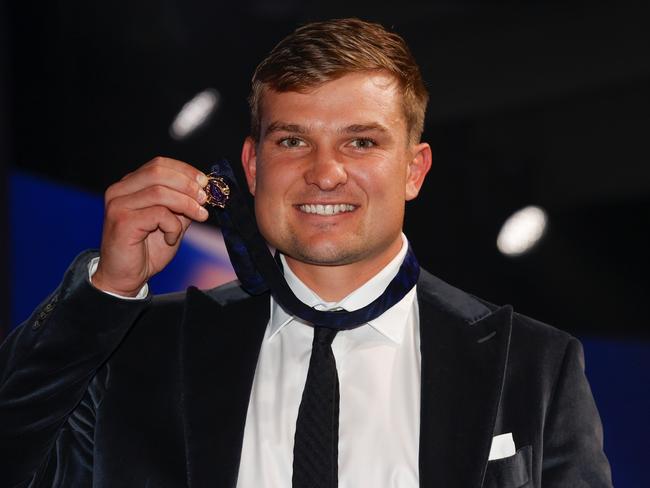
[141,156,203,177]
[107,165,208,205]
[109,185,209,223]
[141,156,209,187]
[169,213,193,244]
[107,157,209,202]
[119,171,134,181]
[155,208,184,246]
[178,213,193,233]
[121,206,185,247]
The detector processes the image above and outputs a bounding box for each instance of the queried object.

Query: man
[0,18,611,488]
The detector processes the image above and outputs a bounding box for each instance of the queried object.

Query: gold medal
[203,173,230,208]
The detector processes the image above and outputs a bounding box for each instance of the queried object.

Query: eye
[278,137,306,148]
[349,138,377,149]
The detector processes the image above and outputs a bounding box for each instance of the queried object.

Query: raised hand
[92,157,209,297]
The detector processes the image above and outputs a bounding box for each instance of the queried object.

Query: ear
[241,136,258,195]
[405,142,432,201]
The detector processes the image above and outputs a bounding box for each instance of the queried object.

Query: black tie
[292,326,340,488]
[203,159,420,486]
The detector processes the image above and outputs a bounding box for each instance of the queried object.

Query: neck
[284,236,404,302]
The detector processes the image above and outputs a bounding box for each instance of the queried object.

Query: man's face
[242,71,431,273]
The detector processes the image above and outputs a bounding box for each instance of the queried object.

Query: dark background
[4,1,649,337]
[2,1,649,484]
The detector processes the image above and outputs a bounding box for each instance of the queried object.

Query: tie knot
[313,326,338,346]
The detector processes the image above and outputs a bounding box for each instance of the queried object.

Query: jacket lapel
[180,285,269,488]
[417,270,513,488]
[179,269,512,488]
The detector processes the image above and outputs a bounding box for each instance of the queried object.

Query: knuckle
[186,198,197,214]
[195,202,203,216]
[188,180,200,196]
[104,182,118,202]
[105,200,127,222]
[149,184,166,199]
[152,205,167,219]
[104,198,118,217]
[146,164,165,179]
[150,155,166,166]
[171,215,182,232]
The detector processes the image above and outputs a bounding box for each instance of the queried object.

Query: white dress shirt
[89,234,421,487]
[236,234,421,488]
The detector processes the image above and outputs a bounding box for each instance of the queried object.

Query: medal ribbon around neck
[203,159,420,330]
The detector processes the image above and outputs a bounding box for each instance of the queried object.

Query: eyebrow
[340,123,389,134]
[265,121,389,135]
[265,122,308,135]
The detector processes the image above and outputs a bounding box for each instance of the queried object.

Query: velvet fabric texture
[0,250,612,487]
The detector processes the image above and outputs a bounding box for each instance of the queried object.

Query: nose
[304,150,348,191]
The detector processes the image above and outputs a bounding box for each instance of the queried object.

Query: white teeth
[299,204,355,215]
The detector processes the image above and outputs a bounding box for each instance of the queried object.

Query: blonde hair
[248,18,429,143]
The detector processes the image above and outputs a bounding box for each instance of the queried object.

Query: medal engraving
[204,174,230,208]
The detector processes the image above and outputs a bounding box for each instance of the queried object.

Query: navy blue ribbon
[205,159,420,330]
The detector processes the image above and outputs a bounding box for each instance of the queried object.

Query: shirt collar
[268,233,414,344]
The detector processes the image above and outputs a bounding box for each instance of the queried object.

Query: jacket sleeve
[0,250,151,487]
[541,337,613,487]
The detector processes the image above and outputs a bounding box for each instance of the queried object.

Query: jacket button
[32,295,59,329]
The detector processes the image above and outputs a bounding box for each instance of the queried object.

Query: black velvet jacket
[0,251,612,487]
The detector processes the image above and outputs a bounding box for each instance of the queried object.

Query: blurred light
[169,88,220,140]
[497,205,548,256]
[184,222,229,258]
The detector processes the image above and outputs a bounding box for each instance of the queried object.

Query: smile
[298,204,356,216]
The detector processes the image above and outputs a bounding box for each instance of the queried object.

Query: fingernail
[198,206,209,219]
[196,173,209,187]
[198,189,207,203]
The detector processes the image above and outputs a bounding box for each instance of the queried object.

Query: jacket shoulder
[511,310,574,345]
[418,266,574,347]
[149,279,252,309]
[203,280,256,306]
[473,291,575,346]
